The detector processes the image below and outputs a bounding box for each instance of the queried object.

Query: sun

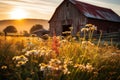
[10,8,27,20]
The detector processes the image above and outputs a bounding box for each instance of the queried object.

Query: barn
[49,0,120,36]
[31,29,49,37]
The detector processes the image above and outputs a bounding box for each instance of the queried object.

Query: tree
[23,30,30,37]
[30,24,43,33]
[3,25,17,33]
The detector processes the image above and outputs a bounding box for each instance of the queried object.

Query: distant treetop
[30,24,43,33]
[3,25,17,33]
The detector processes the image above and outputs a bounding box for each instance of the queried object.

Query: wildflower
[78,64,86,71]
[49,59,61,67]
[89,25,97,31]
[85,24,93,27]
[45,50,53,56]
[25,50,40,56]
[82,41,94,46]
[88,41,94,45]
[74,64,80,68]
[12,55,28,62]
[81,24,97,32]
[12,56,19,61]
[62,31,71,34]
[86,63,94,72]
[17,61,26,66]
[39,63,47,71]
[82,41,87,45]
[12,55,28,67]
[52,31,60,55]
[63,68,70,74]
[69,27,73,30]
[93,25,97,30]
[1,65,7,69]
[38,58,71,77]
[81,28,89,32]
[40,50,46,56]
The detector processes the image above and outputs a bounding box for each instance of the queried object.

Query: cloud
[0,0,119,20]
[0,0,59,19]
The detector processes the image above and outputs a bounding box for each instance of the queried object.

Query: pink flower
[52,31,60,55]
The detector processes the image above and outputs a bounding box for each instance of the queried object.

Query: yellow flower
[1,65,7,69]
[82,41,94,46]
[69,27,73,30]
[74,64,80,68]
[86,63,94,72]
[17,61,26,66]
[39,63,47,71]
[12,55,28,62]
[85,24,93,27]
[89,25,97,31]
[25,50,40,56]
[81,28,89,32]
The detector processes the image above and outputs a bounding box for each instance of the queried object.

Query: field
[0,25,120,80]
[0,35,120,80]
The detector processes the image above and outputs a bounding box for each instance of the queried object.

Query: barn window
[62,24,71,36]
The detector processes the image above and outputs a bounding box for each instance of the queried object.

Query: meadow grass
[0,25,120,80]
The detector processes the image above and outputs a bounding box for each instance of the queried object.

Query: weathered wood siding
[49,1,87,36]
[87,18,120,33]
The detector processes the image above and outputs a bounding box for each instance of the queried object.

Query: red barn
[49,0,120,36]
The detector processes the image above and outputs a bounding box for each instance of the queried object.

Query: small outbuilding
[31,29,49,37]
[49,0,120,36]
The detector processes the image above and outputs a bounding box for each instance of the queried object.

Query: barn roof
[31,29,49,34]
[71,0,120,22]
[49,0,120,22]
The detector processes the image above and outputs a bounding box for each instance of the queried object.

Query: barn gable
[49,0,87,36]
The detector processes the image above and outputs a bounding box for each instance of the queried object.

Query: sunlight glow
[10,8,27,20]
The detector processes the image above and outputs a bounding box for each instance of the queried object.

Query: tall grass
[0,25,120,80]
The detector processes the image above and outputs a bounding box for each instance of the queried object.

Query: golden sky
[0,0,120,20]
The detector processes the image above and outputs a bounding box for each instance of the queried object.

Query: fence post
[118,30,120,41]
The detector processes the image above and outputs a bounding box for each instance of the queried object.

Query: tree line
[0,24,44,36]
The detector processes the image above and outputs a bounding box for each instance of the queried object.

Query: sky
[0,0,120,20]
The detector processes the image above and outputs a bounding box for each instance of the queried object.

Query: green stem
[97,31,102,47]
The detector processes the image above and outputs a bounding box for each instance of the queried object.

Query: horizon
[0,0,120,20]
[0,18,49,33]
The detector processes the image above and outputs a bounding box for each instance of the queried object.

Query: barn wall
[87,18,120,34]
[49,1,87,36]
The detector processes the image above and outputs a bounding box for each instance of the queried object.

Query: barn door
[62,24,71,36]
[61,19,72,36]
